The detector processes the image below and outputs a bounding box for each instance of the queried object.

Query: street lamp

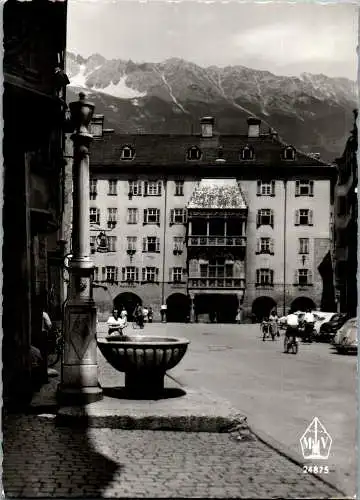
[58,93,103,404]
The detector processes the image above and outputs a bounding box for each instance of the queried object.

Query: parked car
[335,318,357,354]
[312,312,337,336]
[333,317,357,347]
[319,313,349,342]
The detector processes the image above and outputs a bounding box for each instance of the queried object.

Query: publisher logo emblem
[300,417,332,460]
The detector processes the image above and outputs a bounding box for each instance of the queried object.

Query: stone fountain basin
[97,335,190,395]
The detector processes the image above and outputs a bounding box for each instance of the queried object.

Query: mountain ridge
[66,51,357,161]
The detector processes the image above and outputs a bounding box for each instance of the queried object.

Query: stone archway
[166,293,190,323]
[252,296,277,322]
[291,296,316,313]
[114,292,142,321]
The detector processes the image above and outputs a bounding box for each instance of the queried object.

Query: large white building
[64,115,336,322]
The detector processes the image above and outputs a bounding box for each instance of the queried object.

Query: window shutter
[308,270,313,284]
[122,267,125,281]
[182,267,187,277]
[295,180,300,197]
[155,268,159,282]
[128,181,132,194]
[169,268,173,282]
[102,267,106,280]
[270,211,274,228]
[256,211,260,228]
[270,238,274,254]
[309,210,313,225]
[294,269,298,284]
[183,209,187,224]
[257,181,261,196]
[143,209,147,224]
[256,269,260,284]
[309,181,314,196]
[170,209,174,225]
[270,270,274,284]
[115,267,118,282]
[142,238,147,252]
[256,239,261,253]
[144,181,148,196]
[138,181,142,196]
[271,180,275,196]
[156,238,160,252]
[135,268,139,281]
[295,209,300,226]
[156,209,160,224]
[157,181,162,196]
[142,268,146,282]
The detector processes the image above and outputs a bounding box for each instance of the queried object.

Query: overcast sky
[67,1,358,80]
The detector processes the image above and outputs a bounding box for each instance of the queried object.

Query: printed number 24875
[303,465,329,474]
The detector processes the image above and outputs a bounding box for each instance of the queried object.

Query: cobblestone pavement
[3,415,343,498]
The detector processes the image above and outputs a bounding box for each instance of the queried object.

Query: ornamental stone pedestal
[58,93,103,405]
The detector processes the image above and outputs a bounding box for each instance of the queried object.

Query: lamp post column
[59,92,103,404]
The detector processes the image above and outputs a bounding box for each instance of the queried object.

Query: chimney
[200,116,215,138]
[247,116,261,138]
[90,114,104,138]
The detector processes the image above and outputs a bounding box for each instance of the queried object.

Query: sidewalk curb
[249,425,348,498]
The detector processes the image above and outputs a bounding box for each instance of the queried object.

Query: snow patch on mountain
[71,64,88,88]
[95,77,147,99]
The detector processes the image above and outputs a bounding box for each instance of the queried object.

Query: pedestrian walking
[148,306,153,323]
[235,307,242,324]
[142,306,149,323]
[160,304,167,323]
[134,304,144,329]
[269,310,279,337]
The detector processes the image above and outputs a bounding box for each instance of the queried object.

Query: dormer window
[241,146,255,161]
[283,146,296,161]
[121,145,135,160]
[187,146,202,161]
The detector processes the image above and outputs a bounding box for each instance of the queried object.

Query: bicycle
[47,326,64,368]
[262,322,275,341]
[284,334,299,354]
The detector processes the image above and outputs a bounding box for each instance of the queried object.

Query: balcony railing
[188,278,245,288]
[188,236,246,247]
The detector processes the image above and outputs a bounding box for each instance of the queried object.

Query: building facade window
[256,268,274,286]
[126,236,137,251]
[187,146,202,161]
[122,266,139,282]
[256,237,274,254]
[257,180,275,197]
[283,146,296,160]
[90,179,97,200]
[299,238,309,254]
[105,266,118,283]
[170,208,187,225]
[144,180,162,196]
[173,236,184,252]
[142,267,159,283]
[108,180,117,196]
[108,236,117,252]
[295,180,314,197]
[172,267,183,283]
[256,209,274,228]
[107,208,117,228]
[296,269,312,286]
[93,266,99,281]
[90,207,100,225]
[199,259,233,278]
[90,235,97,252]
[121,145,135,160]
[175,180,184,196]
[127,208,138,224]
[143,208,160,225]
[295,209,313,226]
[241,146,255,160]
[142,236,160,253]
[128,180,142,196]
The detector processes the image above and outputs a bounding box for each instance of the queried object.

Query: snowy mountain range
[66,52,358,161]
